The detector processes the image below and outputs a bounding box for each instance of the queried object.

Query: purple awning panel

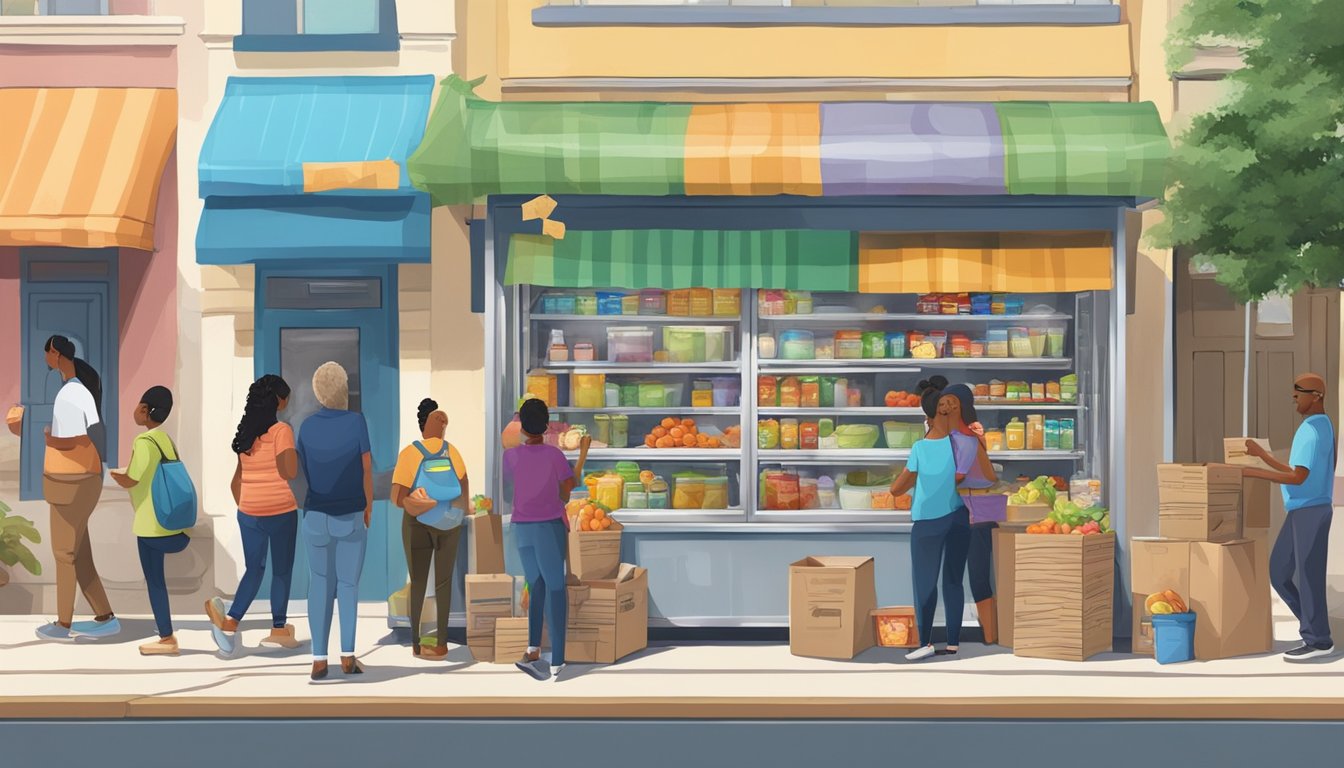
[819,103,1007,196]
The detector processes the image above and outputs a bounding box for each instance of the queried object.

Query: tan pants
[44,473,113,625]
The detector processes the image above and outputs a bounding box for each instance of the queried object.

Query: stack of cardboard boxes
[1131,452,1273,661]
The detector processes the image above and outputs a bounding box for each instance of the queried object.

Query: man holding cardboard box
[1241,373,1335,661]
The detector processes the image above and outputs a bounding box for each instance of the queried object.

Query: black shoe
[1284,643,1335,662]
[516,654,551,681]
[935,647,960,657]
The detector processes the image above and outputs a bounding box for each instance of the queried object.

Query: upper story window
[536,0,1120,26]
[236,0,399,53]
[1,0,113,14]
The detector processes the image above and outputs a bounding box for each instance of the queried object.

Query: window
[1,0,108,15]
[237,0,398,53]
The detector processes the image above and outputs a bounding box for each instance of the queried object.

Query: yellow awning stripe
[858,231,1114,294]
[0,88,177,251]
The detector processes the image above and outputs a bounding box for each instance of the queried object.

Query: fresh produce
[470,495,493,515]
[1009,475,1058,507]
[1026,496,1113,535]
[572,502,615,532]
[884,390,921,408]
[1145,590,1188,615]
[643,417,729,449]
[559,425,588,450]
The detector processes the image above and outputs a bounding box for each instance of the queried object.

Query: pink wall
[0,45,176,88]
[0,251,18,409]
[116,158,178,462]
[109,0,153,13]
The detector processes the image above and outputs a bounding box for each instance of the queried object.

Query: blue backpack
[411,441,463,531]
[147,433,197,531]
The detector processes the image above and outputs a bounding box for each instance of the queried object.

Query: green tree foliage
[1151,0,1344,300]
[0,500,42,578]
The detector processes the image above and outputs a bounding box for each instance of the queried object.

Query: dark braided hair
[416,398,438,432]
[45,335,101,420]
[231,374,291,454]
[918,375,949,420]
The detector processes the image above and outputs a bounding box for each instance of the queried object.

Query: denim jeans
[515,519,568,667]
[303,511,367,658]
[911,506,971,647]
[137,533,189,638]
[230,510,298,628]
[1271,504,1334,647]
[967,521,998,603]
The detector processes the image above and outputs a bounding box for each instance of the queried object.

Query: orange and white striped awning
[0,88,176,251]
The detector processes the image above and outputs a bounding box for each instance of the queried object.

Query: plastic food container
[639,382,668,408]
[571,374,606,409]
[758,333,777,359]
[950,334,972,358]
[798,476,819,509]
[1046,326,1067,358]
[1008,327,1033,358]
[779,330,816,360]
[800,422,820,451]
[991,293,1008,315]
[839,484,882,510]
[573,341,596,362]
[647,479,670,509]
[1153,613,1196,665]
[702,477,729,509]
[927,330,948,358]
[607,326,655,362]
[970,293,992,315]
[624,488,649,510]
[619,383,640,407]
[667,289,691,316]
[639,289,667,316]
[713,289,741,317]
[794,292,814,315]
[1029,328,1048,358]
[672,476,706,510]
[664,327,707,363]
[1005,298,1024,315]
[575,293,597,316]
[815,336,835,360]
[799,377,821,408]
[872,607,919,648]
[834,424,880,449]
[883,421,920,449]
[712,377,740,407]
[525,372,559,407]
[610,415,629,448]
[862,331,886,359]
[886,332,907,359]
[597,292,624,315]
[758,419,780,449]
[605,382,620,408]
[545,292,576,315]
[688,288,713,317]
[835,330,864,359]
[763,471,801,510]
[817,476,838,509]
[621,294,641,315]
[780,418,799,450]
[703,326,734,362]
[757,376,779,407]
[594,475,624,510]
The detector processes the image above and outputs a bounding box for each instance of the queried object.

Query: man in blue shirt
[1243,373,1335,661]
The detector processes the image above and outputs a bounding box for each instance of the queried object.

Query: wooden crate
[1013,534,1114,662]
[1157,463,1243,542]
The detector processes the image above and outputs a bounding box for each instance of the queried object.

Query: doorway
[255,266,403,601]
[18,249,118,501]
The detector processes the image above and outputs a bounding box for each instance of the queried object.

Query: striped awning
[0,88,177,251]
[409,77,1170,205]
[858,231,1114,293]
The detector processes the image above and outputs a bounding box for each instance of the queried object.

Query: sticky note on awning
[303,159,401,193]
[522,194,558,222]
[542,217,566,240]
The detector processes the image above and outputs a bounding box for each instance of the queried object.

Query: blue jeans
[230,510,298,628]
[515,519,568,667]
[911,506,971,647]
[137,534,189,638]
[1271,504,1334,647]
[303,511,367,658]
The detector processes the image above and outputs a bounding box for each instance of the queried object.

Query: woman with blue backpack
[391,398,469,661]
[110,386,194,656]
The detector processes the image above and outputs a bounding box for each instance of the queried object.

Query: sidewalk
[2,612,1342,721]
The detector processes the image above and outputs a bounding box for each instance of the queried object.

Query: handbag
[410,441,464,531]
[149,433,198,531]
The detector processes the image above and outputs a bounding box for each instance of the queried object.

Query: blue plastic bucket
[1152,613,1196,664]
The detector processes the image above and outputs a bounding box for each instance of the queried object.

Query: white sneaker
[1284,643,1335,662]
[551,664,566,682]
[905,644,936,661]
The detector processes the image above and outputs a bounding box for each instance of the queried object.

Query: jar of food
[835,330,864,359]
[622,294,641,315]
[1026,414,1045,451]
[758,419,780,450]
[780,377,801,408]
[610,415,629,449]
[794,292,814,315]
[758,375,779,406]
[984,430,1005,452]
[594,414,612,445]
[815,336,835,360]
[1006,418,1026,450]
[780,418,800,450]
[667,289,691,316]
[800,422,819,451]
[713,289,741,317]
[799,377,821,408]
[688,288,713,317]
[573,341,596,362]
[758,333,778,359]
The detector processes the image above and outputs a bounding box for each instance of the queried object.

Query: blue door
[18,250,118,501]
[255,266,403,602]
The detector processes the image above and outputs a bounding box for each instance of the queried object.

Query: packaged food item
[763,471,801,510]
[991,293,1007,315]
[782,292,797,316]
[688,288,713,317]
[886,331,907,359]
[974,383,991,399]
[548,329,569,362]
[984,430,1005,452]
[970,293,992,315]
[572,374,606,409]
[620,383,640,407]
[835,330,864,359]
[712,377,740,407]
[673,475,706,510]
[800,422,820,451]
[624,487,649,509]
[758,375,779,407]
[815,336,835,360]
[639,289,666,316]
[1059,418,1076,451]
[799,477,819,510]
[1060,373,1079,403]
[605,382,621,408]
[986,329,1009,358]
[781,418,800,450]
[793,291,814,315]
[1046,326,1067,358]
[607,326,654,363]
[799,377,821,408]
[862,331,887,359]
[1026,414,1045,451]
[575,293,597,316]
[664,327,707,363]
[638,382,667,408]
[691,389,714,408]
[780,330,816,360]
[940,295,960,315]
[667,289,691,316]
[622,294,641,315]
[573,341,596,362]
[758,333,778,359]
[817,476,838,509]
[1007,381,1030,401]
[703,477,729,509]
[610,415,629,448]
[595,475,624,510]
[950,334,972,358]
[833,378,850,408]
[703,326,734,362]
[1044,418,1061,450]
[759,290,786,317]
[713,289,741,317]
[917,294,941,315]
[779,377,801,408]
[758,419,780,449]
[1005,297,1025,315]
[1031,382,1046,402]
[594,414,611,445]
[526,372,560,408]
[970,339,986,358]
[818,418,835,438]
[1046,380,1062,402]
[927,330,948,358]
[848,388,863,408]
[597,292,624,315]
[957,293,972,315]
[1006,418,1026,450]
[1008,327,1033,358]
[1070,474,1102,509]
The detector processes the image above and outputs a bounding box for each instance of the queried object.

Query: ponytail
[44,335,101,419]
[232,374,292,454]
[917,375,948,420]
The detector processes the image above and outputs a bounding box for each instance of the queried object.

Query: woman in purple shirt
[944,383,999,646]
[504,398,589,682]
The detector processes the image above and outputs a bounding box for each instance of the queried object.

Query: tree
[1150,0,1344,301]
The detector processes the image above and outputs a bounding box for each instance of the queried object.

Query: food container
[795,476,818,509]
[1008,327,1033,358]
[526,372,559,408]
[547,292,577,315]
[691,389,714,408]
[572,374,606,409]
[984,430,1005,452]
[835,330,864,359]
[917,294,941,315]
[1005,298,1025,315]
[713,289,741,317]
[758,419,780,449]
[971,339,986,358]
[664,327,707,363]
[1059,418,1076,451]
[663,289,688,316]
[712,377,740,407]
[1031,383,1046,402]
[884,421,920,449]
[619,383,640,407]
[832,378,849,409]
[872,607,920,648]
[800,422,820,451]
[848,388,863,408]
[594,475,624,510]
[991,293,1008,315]
[624,488,649,510]
[605,383,620,408]
[573,341,596,362]
[758,333,778,359]
[1006,418,1026,450]
[779,377,801,408]
[780,418,800,450]
[639,289,667,316]
[673,475,706,510]
[638,382,668,408]
[1045,418,1061,451]
[862,331,887,359]
[950,334,972,358]
[1026,415,1045,451]
[1046,326,1067,358]
[815,336,835,360]
[594,414,612,445]
[834,424,880,450]
[607,327,655,363]
[782,293,797,316]
[758,375,779,407]
[817,476,839,509]
[1059,374,1079,403]
[971,293,992,315]
[885,332,907,359]
[940,295,960,315]
[702,477,729,509]
[621,294,641,315]
[597,292,624,315]
[799,377,821,408]
[779,330,816,360]
[1046,381,1062,401]
[838,484,874,510]
[1029,328,1048,358]
[818,418,835,439]
[702,326,734,363]
[763,471,801,510]
[575,293,598,316]
[793,291,814,315]
[1007,380,1030,401]
[989,379,1007,400]
[974,383,991,400]
[647,478,670,509]
[957,294,972,315]
[610,415,629,448]
[987,329,1009,358]
[688,288,713,317]
[758,290,786,317]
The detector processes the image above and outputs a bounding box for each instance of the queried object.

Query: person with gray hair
[295,362,374,680]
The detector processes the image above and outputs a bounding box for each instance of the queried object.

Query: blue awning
[199,75,434,197]
[196,195,430,264]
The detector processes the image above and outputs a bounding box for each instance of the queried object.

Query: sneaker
[905,644,936,661]
[516,652,551,681]
[70,617,121,639]
[551,663,567,682]
[204,597,230,630]
[35,622,74,643]
[139,636,180,656]
[259,625,302,650]
[1284,643,1335,662]
[211,624,238,656]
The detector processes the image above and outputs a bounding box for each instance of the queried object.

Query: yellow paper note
[522,194,558,222]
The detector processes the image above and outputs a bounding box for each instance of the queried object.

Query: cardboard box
[465,574,515,662]
[1006,502,1050,524]
[469,513,506,574]
[993,528,1019,648]
[1223,439,1273,529]
[1158,463,1243,542]
[493,617,530,664]
[387,582,438,630]
[1130,538,1271,660]
[1223,437,1273,469]
[568,520,624,581]
[871,606,919,648]
[1244,527,1274,650]
[1013,534,1114,662]
[565,563,648,664]
[788,556,877,659]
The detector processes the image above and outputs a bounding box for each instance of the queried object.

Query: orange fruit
[652,426,668,439]
[681,418,696,429]
[645,435,657,448]
[657,436,675,449]
[639,470,655,485]
[661,417,677,429]
[594,508,606,520]
[708,437,721,448]
[669,427,685,440]
[600,518,613,530]
[682,434,698,447]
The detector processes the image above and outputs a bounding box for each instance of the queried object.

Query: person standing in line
[296,362,373,681]
[110,387,189,656]
[206,374,302,656]
[20,335,119,642]
[1243,373,1336,661]
[391,398,469,660]
[943,382,999,646]
[890,377,971,661]
[505,398,589,682]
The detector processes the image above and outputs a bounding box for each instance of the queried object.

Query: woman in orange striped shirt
[205,374,301,655]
